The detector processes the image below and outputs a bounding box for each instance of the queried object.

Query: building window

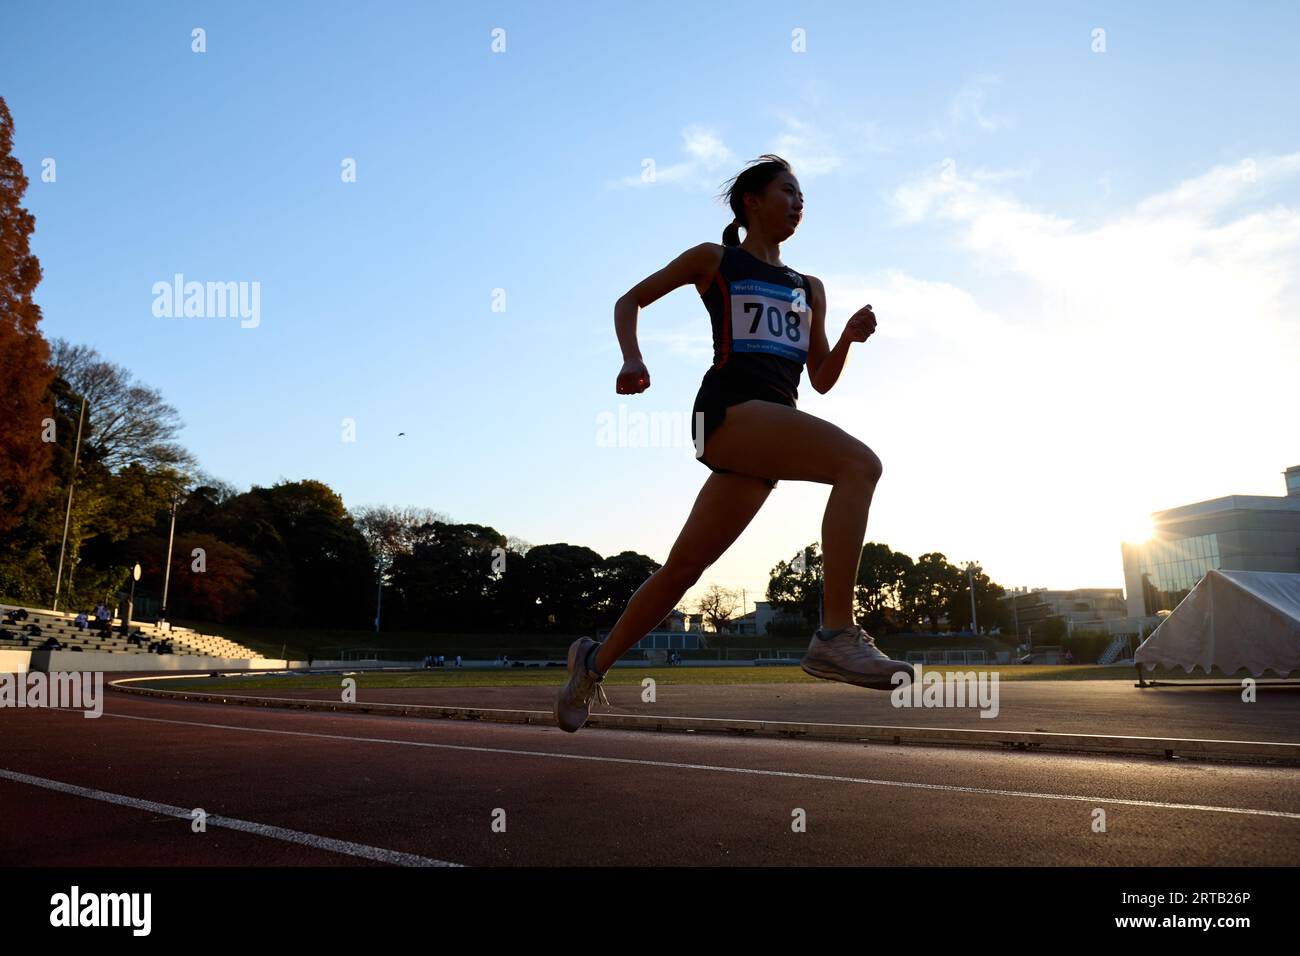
[1135,532,1220,614]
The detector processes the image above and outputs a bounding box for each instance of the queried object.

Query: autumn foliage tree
[0,95,55,531]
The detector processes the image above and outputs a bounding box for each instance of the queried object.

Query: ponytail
[716,154,792,248]
[721,218,742,246]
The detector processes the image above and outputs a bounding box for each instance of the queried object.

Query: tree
[695,583,743,634]
[48,338,197,475]
[351,504,450,570]
[387,520,509,631]
[593,551,660,624]
[135,532,259,622]
[0,95,55,531]
[495,542,603,633]
[901,553,966,631]
[939,564,1006,634]
[766,543,822,632]
[853,542,916,634]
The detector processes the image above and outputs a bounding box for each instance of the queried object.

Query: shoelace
[848,626,885,656]
[577,673,611,708]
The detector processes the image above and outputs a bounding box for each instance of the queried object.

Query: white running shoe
[554,636,610,733]
[800,625,914,690]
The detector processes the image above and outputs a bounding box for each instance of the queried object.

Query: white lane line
[0,767,461,867]
[46,707,1300,822]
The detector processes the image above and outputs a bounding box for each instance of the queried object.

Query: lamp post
[160,490,180,622]
[966,561,982,635]
[52,396,88,612]
[121,562,141,636]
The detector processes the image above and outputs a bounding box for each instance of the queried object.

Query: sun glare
[1120,513,1155,544]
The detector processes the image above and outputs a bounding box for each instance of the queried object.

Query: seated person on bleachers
[94,603,109,622]
[75,612,89,630]
[38,636,63,651]
[25,623,42,637]
[5,608,28,624]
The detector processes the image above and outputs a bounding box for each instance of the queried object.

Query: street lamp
[160,489,181,623]
[121,562,141,636]
[52,395,88,612]
[966,562,982,635]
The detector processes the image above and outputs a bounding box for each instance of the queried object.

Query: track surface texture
[2,679,1298,866]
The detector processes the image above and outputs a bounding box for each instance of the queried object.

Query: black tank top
[698,244,812,402]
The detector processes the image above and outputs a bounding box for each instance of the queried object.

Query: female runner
[556,154,914,733]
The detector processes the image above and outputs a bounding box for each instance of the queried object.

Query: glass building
[1121,465,1300,617]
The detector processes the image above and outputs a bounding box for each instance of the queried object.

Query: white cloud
[768,113,843,176]
[803,150,1300,588]
[607,113,856,193]
[681,124,734,169]
[815,268,1006,345]
[1135,153,1300,219]
[929,74,1013,142]
[607,124,736,191]
[952,73,1011,130]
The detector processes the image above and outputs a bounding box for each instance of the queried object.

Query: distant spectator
[1064,648,1074,665]
[38,637,63,651]
[423,654,433,670]
[25,623,42,637]
[455,654,462,668]
[5,608,28,624]
[75,613,88,630]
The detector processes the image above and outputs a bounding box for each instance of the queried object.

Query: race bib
[728,279,809,362]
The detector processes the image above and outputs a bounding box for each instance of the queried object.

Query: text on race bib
[728,279,809,362]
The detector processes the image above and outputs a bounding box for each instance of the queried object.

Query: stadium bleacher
[0,603,262,660]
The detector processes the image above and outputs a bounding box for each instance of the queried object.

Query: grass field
[154,622,1024,664]
[131,663,1232,694]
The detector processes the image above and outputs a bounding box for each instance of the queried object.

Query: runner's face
[749,173,803,239]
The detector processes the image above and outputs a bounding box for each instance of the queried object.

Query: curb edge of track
[105,676,1300,767]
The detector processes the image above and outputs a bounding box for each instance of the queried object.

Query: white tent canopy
[1135,569,1300,678]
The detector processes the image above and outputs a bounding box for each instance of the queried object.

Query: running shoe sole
[800,657,912,690]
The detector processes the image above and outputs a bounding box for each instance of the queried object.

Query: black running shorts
[690,372,796,490]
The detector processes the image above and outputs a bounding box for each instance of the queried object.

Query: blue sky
[4,0,1297,616]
